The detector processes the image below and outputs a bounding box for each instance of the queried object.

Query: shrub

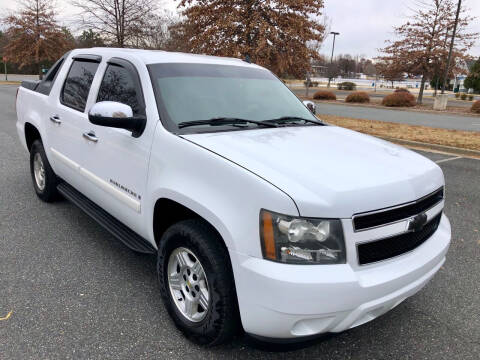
[345,91,370,103]
[313,90,337,100]
[382,92,416,107]
[468,94,474,101]
[460,93,467,100]
[455,92,460,98]
[394,88,410,94]
[337,81,356,91]
[472,100,480,113]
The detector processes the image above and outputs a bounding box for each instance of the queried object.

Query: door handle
[49,114,62,124]
[82,131,98,143]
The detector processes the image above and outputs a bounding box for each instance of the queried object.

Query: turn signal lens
[260,211,276,260]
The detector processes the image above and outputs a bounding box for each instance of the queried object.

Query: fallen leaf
[0,310,12,321]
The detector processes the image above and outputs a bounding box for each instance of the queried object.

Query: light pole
[327,32,340,88]
[441,0,462,94]
[2,57,7,81]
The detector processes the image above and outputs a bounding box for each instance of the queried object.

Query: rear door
[47,55,101,193]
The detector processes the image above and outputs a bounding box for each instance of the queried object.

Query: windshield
[148,63,317,133]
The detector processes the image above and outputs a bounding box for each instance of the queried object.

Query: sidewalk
[0,74,39,82]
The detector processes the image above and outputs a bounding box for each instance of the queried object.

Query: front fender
[146,128,299,257]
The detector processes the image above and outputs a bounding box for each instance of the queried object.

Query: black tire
[157,219,240,346]
[30,140,59,202]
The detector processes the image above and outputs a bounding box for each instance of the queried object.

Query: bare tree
[376,60,405,88]
[130,11,179,50]
[71,0,157,47]
[337,54,356,77]
[308,14,331,58]
[377,0,477,104]
[361,59,377,76]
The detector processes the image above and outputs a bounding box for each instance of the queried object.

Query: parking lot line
[435,156,463,164]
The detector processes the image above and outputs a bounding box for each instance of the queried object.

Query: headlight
[260,210,346,264]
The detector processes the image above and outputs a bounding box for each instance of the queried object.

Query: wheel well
[153,198,222,247]
[25,123,41,152]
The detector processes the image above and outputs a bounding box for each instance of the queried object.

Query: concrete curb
[379,137,480,159]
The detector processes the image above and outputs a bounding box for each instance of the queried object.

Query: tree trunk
[417,76,427,104]
[38,63,42,80]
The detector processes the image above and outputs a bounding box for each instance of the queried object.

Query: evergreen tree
[464,58,480,93]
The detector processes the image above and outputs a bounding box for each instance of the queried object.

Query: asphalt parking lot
[1,84,479,359]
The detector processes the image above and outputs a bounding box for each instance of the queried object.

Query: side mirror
[88,101,146,137]
[303,100,316,115]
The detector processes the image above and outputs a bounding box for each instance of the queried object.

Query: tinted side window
[61,60,99,112]
[45,58,64,82]
[36,57,65,95]
[97,65,141,115]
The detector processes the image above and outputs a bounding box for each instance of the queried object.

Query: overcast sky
[2,0,480,58]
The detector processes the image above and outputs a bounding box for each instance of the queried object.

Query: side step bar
[57,182,156,254]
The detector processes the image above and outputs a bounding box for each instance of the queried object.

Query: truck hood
[182,126,444,218]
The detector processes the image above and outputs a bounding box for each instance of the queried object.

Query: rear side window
[97,64,141,116]
[36,56,66,95]
[61,60,99,112]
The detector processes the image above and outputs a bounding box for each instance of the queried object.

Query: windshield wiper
[265,116,325,126]
[178,117,279,129]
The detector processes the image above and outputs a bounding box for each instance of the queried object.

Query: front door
[78,58,155,237]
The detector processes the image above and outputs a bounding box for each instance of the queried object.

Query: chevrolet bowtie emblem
[407,213,428,232]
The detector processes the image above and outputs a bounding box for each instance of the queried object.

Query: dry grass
[320,114,480,152]
[300,93,480,116]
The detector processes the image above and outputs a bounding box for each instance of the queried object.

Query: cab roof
[71,47,261,69]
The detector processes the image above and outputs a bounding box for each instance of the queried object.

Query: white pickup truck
[16,48,451,345]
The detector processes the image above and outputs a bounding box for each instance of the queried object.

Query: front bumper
[230,214,451,339]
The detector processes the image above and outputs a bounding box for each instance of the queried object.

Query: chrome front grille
[353,187,444,232]
[357,212,442,265]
